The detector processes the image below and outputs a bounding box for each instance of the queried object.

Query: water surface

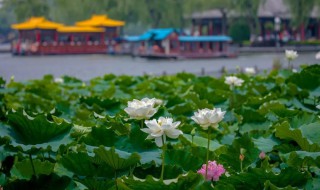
[0,52,318,81]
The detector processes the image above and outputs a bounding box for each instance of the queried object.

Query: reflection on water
[0,52,318,81]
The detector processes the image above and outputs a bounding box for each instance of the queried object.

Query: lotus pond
[0,64,319,189]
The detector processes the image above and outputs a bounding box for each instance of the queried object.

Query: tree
[3,0,49,22]
[232,0,263,40]
[283,0,315,29]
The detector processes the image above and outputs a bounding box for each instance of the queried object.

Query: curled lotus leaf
[93,146,141,171]
[117,172,203,190]
[0,110,73,152]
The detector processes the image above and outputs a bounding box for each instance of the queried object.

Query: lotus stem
[240,160,243,173]
[115,169,118,189]
[160,135,166,181]
[230,86,236,109]
[205,128,211,179]
[288,60,291,69]
[29,154,36,177]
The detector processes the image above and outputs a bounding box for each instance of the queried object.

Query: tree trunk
[220,9,227,35]
[145,0,162,28]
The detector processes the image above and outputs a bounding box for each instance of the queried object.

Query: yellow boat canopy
[76,15,125,27]
[57,26,105,33]
[11,17,63,30]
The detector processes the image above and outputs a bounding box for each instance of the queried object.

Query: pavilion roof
[57,26,105,33]
[11,17,63,30]
[76,15,125,27]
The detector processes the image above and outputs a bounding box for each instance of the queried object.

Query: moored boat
[10,15,125,55]
[125,28,237,59]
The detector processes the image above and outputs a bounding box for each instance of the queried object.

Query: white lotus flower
[141,97,163,107]
[54,78,64,83]
[244,67,256,75]
[141,117,182,147]
[225,76,244,87]
[124,98,160,120]
[191,108,226,130]
[315,52,320,60]
[285,50,298,61]
[316,104,320,110]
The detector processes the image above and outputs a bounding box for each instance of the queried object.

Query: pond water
[0,52,318,81]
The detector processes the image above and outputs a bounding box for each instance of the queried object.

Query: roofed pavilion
[189,0,320,41]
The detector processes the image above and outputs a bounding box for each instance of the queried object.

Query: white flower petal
[155,136,164,147]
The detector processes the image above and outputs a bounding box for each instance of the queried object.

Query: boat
[11,15,125,55]
[124,28,237,59]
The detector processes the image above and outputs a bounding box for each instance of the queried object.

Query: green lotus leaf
[0,173,5,186]
[253,136,280,152]
[117,171,203,190]
[264,180,299,190]
[83,126,120,147]
[55,152,114,178]
[309,86,320,97]
[258,101,299,118]
[205,89,229,105]
[289,112,318,129]
[239,121,272,134]
[0,114,72,153]
[89,81,116,98]
[239,106,266,123]
[216,167,309,189]
[176,72,196,81]
[82,123,159,164]
[287,64,320,90]
[93,113,131,135]
[164,147,203,171]
[10,159,55,180]
[281,151,320,168]
[7,110,72,145]
[181,134,222,152]
[244,93,276,109]
[183,92,213,110]
[93,146,140,171]
[65,180,89,190]
[291,98,316,113]
[305,177,320,190]
[219,135,260,172]
[133,164,183,179]
[275,121,320,152]
[168,102,194,115]
[72,178,114,190]
[299,122,320,144]
[3,173,71,190]
[115,123,157,152]
[79,96,121,115]
[138,150,161,165]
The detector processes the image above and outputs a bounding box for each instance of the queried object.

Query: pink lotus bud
[239,154,245,161]
[259,152,266,159]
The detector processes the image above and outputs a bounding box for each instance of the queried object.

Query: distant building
[189,0,320,41]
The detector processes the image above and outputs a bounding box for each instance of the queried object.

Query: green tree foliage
[0,0,319,37]
[2,0,49,22]
[228,20,250,43]
[232,0,263,39]
[283,0,315,29]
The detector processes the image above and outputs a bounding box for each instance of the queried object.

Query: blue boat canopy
[129,28,178,41]
[179,35,232,42]
[124,36,141,42]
